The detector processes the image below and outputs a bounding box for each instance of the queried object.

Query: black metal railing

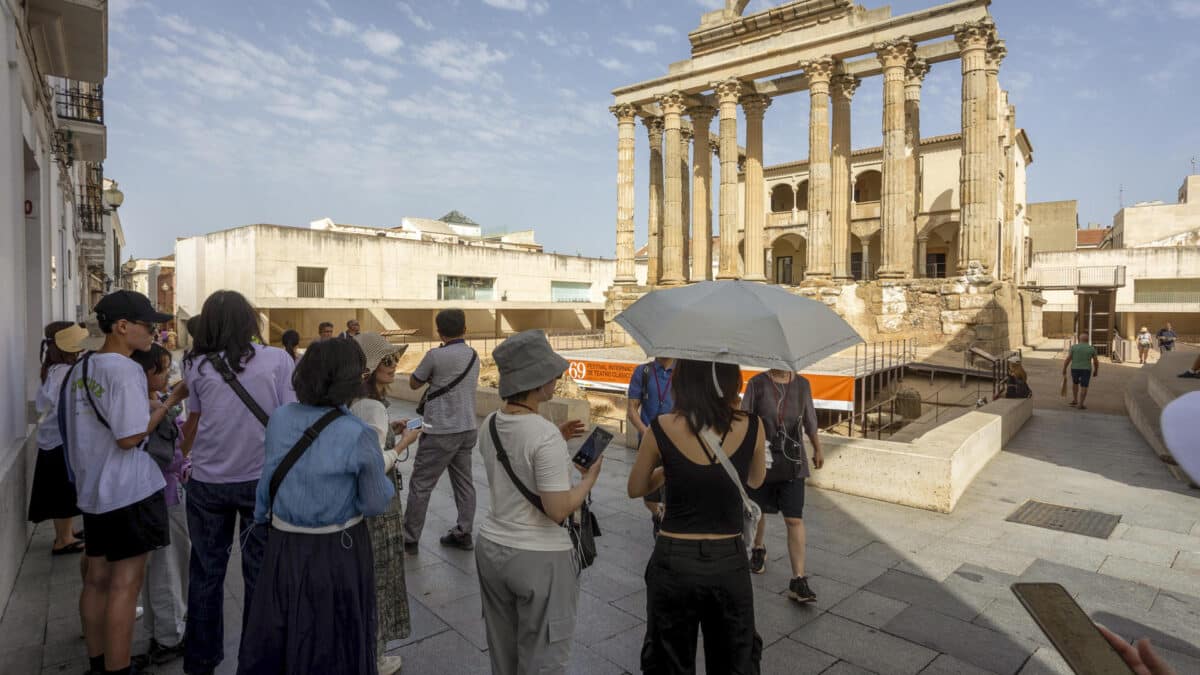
[78,203,105,234]
[55,82,104,124]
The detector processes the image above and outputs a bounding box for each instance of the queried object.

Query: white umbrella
[1162,391,1200,486]
[614,280,863,371]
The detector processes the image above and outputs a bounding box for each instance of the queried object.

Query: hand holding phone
[1011,583,1136,675]
[572,427,613,470]
[405,417,424,431]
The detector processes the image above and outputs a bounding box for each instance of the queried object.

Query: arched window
[770,184,795,212]
[796,180,809,211]
[854,170,882,202]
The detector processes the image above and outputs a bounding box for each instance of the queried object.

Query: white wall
[1033,247,1200,313]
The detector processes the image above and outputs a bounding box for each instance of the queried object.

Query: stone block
[791,613,937,675]
[875,314,905,333]
[829,589,909,628]
[940,282,967,295]
[863,569,988,621]
[760,638,838,675]
[959,292,998,309]
[919,654,996,675]
[1017,559,1158,612]
[884,605,1037,674]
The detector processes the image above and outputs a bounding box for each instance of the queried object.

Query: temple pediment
[692,0,859,57]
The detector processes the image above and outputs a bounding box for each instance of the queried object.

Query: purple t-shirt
[184,344,296,484]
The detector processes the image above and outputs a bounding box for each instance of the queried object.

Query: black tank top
[651,415,759,536]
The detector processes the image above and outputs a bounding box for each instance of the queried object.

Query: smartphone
[1010,583,1134,675]
[405,417,424,431]
[572,427,613,469]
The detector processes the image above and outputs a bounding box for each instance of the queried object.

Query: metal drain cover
[1006,500,1121,539]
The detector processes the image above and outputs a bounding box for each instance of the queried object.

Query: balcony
[852,201,881,221]
[768,211,807,228]
[53,81,106,161]
[26,0,107,82]
[1022,266,1127,290]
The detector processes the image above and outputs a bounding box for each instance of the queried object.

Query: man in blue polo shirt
[626,357,674,537]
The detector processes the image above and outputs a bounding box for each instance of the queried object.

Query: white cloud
[149,36,178,53]
[694,0,724,9]
[598,57,630,72]
[650,25,678,37]
[614,36,657,54]
[341,58,400,79]
[310,15,357,37]
[361,28,403,56]
[481,0,549,15]
[158,14,197,35]
[417,39,508,84]
[397,2,434,31]
[1170,0,1200,17]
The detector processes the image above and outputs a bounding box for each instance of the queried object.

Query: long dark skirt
[237,521,378,675]
[27,446,80,523]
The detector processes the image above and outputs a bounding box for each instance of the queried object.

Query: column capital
[642,115,664,143]
[658,91,688,117]
[954,18,996,53]
[831,73,861,101]
[906,58,930,85]
[680,126,694,143]
[801,56,836,85]
[709,137,721,155]
[917,234,929,243]
[874,37,915,69]
[740,93,771,120]
[610,103,638,123]
[713,78,743,105]
[985,40,1007,73]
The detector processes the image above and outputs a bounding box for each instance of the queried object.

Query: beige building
[175,215,626,344]
[1029,174,1200,343]
[606,0,1037,354]
[1027,200,1078,254]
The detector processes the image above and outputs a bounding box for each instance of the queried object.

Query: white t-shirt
[35,364,70,450]
[477,412,572,552]
[349,398,397,471]
[63,353,165,514]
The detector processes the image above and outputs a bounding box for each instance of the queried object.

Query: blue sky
[107,0,1200,260]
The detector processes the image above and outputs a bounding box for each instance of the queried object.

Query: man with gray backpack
[405,309,481,553]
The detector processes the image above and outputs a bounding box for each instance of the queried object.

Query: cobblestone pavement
[3,399,1198,674]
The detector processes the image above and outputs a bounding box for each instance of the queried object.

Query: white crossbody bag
[698,426,762,556]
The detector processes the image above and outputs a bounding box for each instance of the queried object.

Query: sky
[106,0,1200,260]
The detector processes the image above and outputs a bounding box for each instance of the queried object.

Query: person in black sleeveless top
[628,359,767,675]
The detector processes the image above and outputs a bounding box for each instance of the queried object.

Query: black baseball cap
[94,290,173,330]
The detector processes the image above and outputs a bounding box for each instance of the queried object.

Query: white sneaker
[378,654,403,674]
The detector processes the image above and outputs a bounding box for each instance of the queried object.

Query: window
[850,252,864,281]
[854,170,882,202]
[1134,278,1200,304]
[438,275,495,301]
[551,281,591,303]
[925,253,947,279]
[775,256,794,285]
[297,267,326,298]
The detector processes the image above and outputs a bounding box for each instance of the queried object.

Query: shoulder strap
[205,352,270,426]
[640,362,651,403]
[488,413,561,522]
[698,425,755,512]
[268,408,344,515]
[425,349,478,405]
[81,354,111,430]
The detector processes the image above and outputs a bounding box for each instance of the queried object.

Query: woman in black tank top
[628,359,766,674]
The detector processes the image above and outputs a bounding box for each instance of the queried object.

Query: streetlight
[103,181,124,211]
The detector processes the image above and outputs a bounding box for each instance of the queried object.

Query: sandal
[51,540,85,556]
[73,529,86,540]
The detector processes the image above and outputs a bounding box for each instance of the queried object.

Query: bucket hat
[354,332,408,372]
[493,330,569,399]
[53,324,90,353]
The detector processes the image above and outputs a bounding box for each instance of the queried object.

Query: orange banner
[567,358,855,412]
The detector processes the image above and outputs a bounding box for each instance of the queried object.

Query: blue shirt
[254,403,394,527]
[628,361,674,430]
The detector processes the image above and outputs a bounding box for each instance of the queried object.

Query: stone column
[955,18,996,279]
[612,104,638,284]
[875,37,915,279]
[803,58,835,279]
[917,234,929,278]
[680,126,692,279]
[831,73,860,281]
[860,232,875,281]
[659,91,687,286]
[715,78,742,279]
[986,41,1007,280]
[689,105,715,281]
[740,92,770,282]
[905,58,930,276]
[643,116,665,285]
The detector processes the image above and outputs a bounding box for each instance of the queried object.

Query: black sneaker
[1179,371,1199,379]
[439,529,474,550]
[749,547,767,574]
[149,637,186,665]
[788,576,817,603]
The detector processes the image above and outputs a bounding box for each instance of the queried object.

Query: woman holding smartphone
[475,330,598,675]
[351,333,422,675]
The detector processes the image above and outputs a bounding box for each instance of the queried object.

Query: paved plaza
[3,388,1199,674]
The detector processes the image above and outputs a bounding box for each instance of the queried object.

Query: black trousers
[641,536,762,675]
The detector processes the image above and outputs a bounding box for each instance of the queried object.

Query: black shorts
[747,479,806,519]
[27,446,81,523]
[1070,369,1092,388]
[82,490,169,562]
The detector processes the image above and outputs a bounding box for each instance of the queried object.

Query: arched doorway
[923,221,959,278]
[853,170,881,203]
[796,180,809,212]
[849,233,881,281]
[771,233,806,285]
[770,184,795,213]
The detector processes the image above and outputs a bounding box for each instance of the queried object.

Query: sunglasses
[130,320,159,333]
